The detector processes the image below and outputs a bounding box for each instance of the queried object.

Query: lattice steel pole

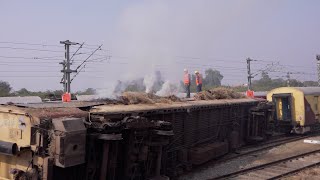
[246,58,253,90]
[60,40,78,93]
[286,72,290,87]
[317,55,320,87]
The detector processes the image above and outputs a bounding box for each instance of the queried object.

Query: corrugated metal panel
[150,101,259,172]
[0,96,42,104]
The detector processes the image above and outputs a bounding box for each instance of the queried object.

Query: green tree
[303,81,318,87]
[252,72,284,91]
[76,88,96,95]
[0,81,12,97]
[251,71,310,91]
[288,79,303,87]
[15,88,32,96]
[203,69,223,89]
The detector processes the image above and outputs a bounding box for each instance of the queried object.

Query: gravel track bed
[178,136,320,180]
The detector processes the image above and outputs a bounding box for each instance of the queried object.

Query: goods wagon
[267,87,320,134]
[0,103,90,180]
[0,101,172,180]
[0,101,109,180]
[0,98,271,180]
[89,98,270,178]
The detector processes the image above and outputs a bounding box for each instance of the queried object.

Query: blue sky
[0,0,319,91]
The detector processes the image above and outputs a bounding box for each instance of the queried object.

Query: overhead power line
[71,65,86,82]
[0,46,64,53]
[75,45,103,71]
[0,41,62,47]
[70,45,103,83]
[0,55,64,61]
[0,45,106,55]
[70,42,84,63]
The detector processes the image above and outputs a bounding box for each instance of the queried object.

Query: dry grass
[119,92,181,104]
[194,87,245,100]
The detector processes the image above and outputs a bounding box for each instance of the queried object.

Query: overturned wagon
[89,98,267,178]
[0,102,93,180]
[0,98,271,180]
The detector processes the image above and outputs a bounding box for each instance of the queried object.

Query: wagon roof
[0,101,100,120]
[269,87,320,96]
[90,98,258,114]
[293,87,320,95]
[0,96,42,104]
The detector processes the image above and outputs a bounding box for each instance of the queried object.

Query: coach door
[273,93,293,121]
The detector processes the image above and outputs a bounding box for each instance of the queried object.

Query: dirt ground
[283,166,320,180]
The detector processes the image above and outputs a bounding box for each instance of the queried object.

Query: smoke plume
[143,71,163,93]
[155,81,178,97]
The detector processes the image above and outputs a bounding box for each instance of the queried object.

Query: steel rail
[211,149,320,179]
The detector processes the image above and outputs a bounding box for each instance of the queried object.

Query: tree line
[0,69,317,98]
[0,81,95,99]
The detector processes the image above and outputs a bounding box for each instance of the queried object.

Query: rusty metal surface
[141,102,258,177]
[25,107,88,119]
[15,101,103,108]
[188,141,229,165]
[88,100,259,177]
[51,118,87,168]
[90,98,257,114]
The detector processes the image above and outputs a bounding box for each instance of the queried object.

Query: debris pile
[92,87,243,104]
[194,87,245,100]
[119,92,181,105]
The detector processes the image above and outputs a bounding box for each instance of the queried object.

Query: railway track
[178,133,320,180]
[212,149,320,180]
[215,135,313,164]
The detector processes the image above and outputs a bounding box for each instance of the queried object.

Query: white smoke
[96,88,117,99]
[155,81,178,97]
[95,80,131,99]
[143,71,163,93]
[143,75,155,93]
[95,70,178,99]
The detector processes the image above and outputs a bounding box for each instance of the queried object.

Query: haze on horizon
[0,0,319,92]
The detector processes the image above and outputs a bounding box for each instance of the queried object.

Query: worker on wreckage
[195,70,203,92]
[183,69,191,98]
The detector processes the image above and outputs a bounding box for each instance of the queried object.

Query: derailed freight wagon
[0,98,271,180]
[89,98,271,179]
[0,101,174,180]
[0,101,172,180]
[0,102,95,180]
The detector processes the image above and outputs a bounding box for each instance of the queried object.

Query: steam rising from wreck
[96,71,180,99]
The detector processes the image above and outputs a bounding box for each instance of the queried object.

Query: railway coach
[267,87,320,134]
